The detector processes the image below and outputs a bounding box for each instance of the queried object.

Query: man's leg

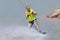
[34,20,46,34]
[28,23,32,28]
[34,20,41,31]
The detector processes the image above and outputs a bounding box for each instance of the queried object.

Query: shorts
[29,19,37,25]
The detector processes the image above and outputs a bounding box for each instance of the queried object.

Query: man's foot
[39,31,46,34]
[42,32,46,34]
[39,31,41,33]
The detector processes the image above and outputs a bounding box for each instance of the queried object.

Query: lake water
[0,17,60,40]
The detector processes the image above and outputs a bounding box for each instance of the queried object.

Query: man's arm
[32,10,37,15]
[25,13,29,19]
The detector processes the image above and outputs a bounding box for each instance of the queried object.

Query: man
[25,6,41,33]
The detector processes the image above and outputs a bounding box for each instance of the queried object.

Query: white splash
[0,26,48,40]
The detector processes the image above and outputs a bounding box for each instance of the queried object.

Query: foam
[0,26,48,40]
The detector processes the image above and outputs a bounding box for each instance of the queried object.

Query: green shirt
[25,9,36,21]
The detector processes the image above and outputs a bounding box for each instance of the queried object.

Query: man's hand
[32,10,37,15]
[26,14,29,19]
